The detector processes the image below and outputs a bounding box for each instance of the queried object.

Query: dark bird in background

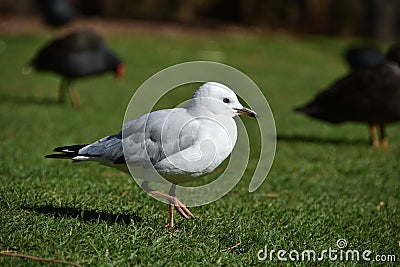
[36,0,75,28]
[386,43,400,64]
[28,29,126,108]
[295,43,400,148]
[344,44,385,71]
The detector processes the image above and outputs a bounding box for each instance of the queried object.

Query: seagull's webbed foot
[168,184,195,221]
[141,182,195,228]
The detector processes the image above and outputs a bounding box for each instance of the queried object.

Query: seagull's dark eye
[223,98,230,103]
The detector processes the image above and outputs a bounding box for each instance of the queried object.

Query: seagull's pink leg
[141,182,194,228]
[167,185,176,228]
[167,204,174,228]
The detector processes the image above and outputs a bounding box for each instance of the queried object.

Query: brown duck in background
[28,29,126,108]
[295,43,400,148]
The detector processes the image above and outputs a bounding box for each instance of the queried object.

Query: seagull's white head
[189,82,258,118]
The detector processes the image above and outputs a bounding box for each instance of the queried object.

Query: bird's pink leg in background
[369,124,379,148]
[379,124,389,148]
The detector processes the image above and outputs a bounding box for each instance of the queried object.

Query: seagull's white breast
[154,114,237,177]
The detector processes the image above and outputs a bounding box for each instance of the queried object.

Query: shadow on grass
[21,205,142,225]
[278,133,368,146]
[0,94,59,106]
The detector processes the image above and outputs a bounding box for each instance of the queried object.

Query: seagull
[46,82,258,227]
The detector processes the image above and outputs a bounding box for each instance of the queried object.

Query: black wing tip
[45,154,72,159]
[53,144,88,153]
[46,144,89,160]
[46,144,101,160]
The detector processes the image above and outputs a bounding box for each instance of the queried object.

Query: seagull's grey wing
[77,108,199,171]
[123,108,199,168]
[78,132,124,165]
[76,110,174,167]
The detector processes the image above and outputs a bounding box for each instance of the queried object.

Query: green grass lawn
[1,29,399,266]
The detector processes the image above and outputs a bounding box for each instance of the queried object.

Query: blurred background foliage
[1,0,400,40]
